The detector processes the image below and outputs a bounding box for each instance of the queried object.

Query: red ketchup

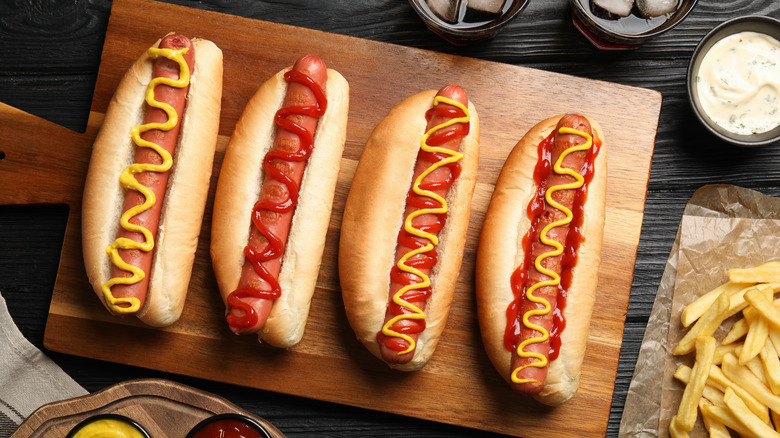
[226,69,327,331]
[504,130,601,360]
[376,100,468,352]
[191,418,267,438]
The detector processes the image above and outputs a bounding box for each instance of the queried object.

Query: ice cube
[636,0,677,17]
[427,0,460,23]
[467,0,506,14]
[592,0,633,17]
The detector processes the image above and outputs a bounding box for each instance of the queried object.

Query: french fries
[671,262,780,437]
[723,389,780,437]
[677,336,716,430]
[682,282,751,328]
[762,342,780,394]
[674,294,728,356]
[700,401,755,437]
[728,262,780,284]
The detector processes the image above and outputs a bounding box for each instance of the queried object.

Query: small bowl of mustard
[66,414,151,438]
[687,15,780,147]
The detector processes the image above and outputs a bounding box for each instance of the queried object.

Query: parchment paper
[619,184,780,437]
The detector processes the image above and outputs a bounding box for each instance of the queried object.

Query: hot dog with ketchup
[340,86,479,371]
[210,55,349,348]
[476,114,606,405]
[82,34,223,327]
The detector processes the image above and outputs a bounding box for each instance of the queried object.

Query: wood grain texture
[3,0,776,437]
[11,378,285,438]
[0,0,658,436]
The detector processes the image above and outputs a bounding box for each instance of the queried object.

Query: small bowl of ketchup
[186,413,273,438]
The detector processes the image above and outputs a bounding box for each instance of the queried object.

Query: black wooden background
[1,1,779,436]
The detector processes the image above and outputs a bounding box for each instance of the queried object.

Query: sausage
[475,112,607,405]
[510,114,593,395]
[107,35,196,312]
[82,34,223,327]
[339,86,480,371]
[210,55,350,348]
[225,55,329,335]
[378,85,470,365]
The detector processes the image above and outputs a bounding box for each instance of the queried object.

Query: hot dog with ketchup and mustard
[82,34,223,327]
[340,85,479,371]
[476,114,607,405]
[210,55,349,348]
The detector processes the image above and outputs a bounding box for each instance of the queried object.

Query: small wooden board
[10,378,285,438]
[0,0,661,435]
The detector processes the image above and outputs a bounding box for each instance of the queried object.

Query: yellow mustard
[72,418,145,438]
[101,46,191,314]
[381,96,470,355]
[511,127,593,385]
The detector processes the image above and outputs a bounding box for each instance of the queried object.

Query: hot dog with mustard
[340,85,479,371]
[476,114,606,405]
[82,34,223,327]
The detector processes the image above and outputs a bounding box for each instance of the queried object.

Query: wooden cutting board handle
[0,103,97,207]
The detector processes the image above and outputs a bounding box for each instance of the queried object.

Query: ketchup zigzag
[102,46,190,314]
[511,127,593,384]
[380,96,470,355]
[226,70,327,330]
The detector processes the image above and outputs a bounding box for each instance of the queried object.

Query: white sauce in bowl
[695,31,780,135]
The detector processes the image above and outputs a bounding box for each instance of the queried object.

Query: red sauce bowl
[185,414,272,438]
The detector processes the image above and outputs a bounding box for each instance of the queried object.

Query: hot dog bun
[210,65,349,348]
[476,114,606,406]
[82,36,223,327]
[339,89,480,371]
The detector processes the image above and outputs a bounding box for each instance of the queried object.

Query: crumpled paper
[619,184,780,437]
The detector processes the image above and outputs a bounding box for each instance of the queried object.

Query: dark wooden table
[1,1,778,436]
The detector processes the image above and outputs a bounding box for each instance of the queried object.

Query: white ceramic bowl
[687,15,780,147]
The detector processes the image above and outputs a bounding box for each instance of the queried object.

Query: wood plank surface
[11,378,284,438]
[0,0,659,436]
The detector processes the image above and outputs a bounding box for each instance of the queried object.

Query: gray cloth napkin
[0,292,87,437]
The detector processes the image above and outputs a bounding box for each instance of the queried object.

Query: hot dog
[210,55,349,348]
[476,114,607,405]
[339,86,479,371]
[82,34,223,327]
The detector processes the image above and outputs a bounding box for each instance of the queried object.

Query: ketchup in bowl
[186,414,271,438]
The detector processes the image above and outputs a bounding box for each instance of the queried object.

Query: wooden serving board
[0,0,661,435]
[11,378,285,438]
